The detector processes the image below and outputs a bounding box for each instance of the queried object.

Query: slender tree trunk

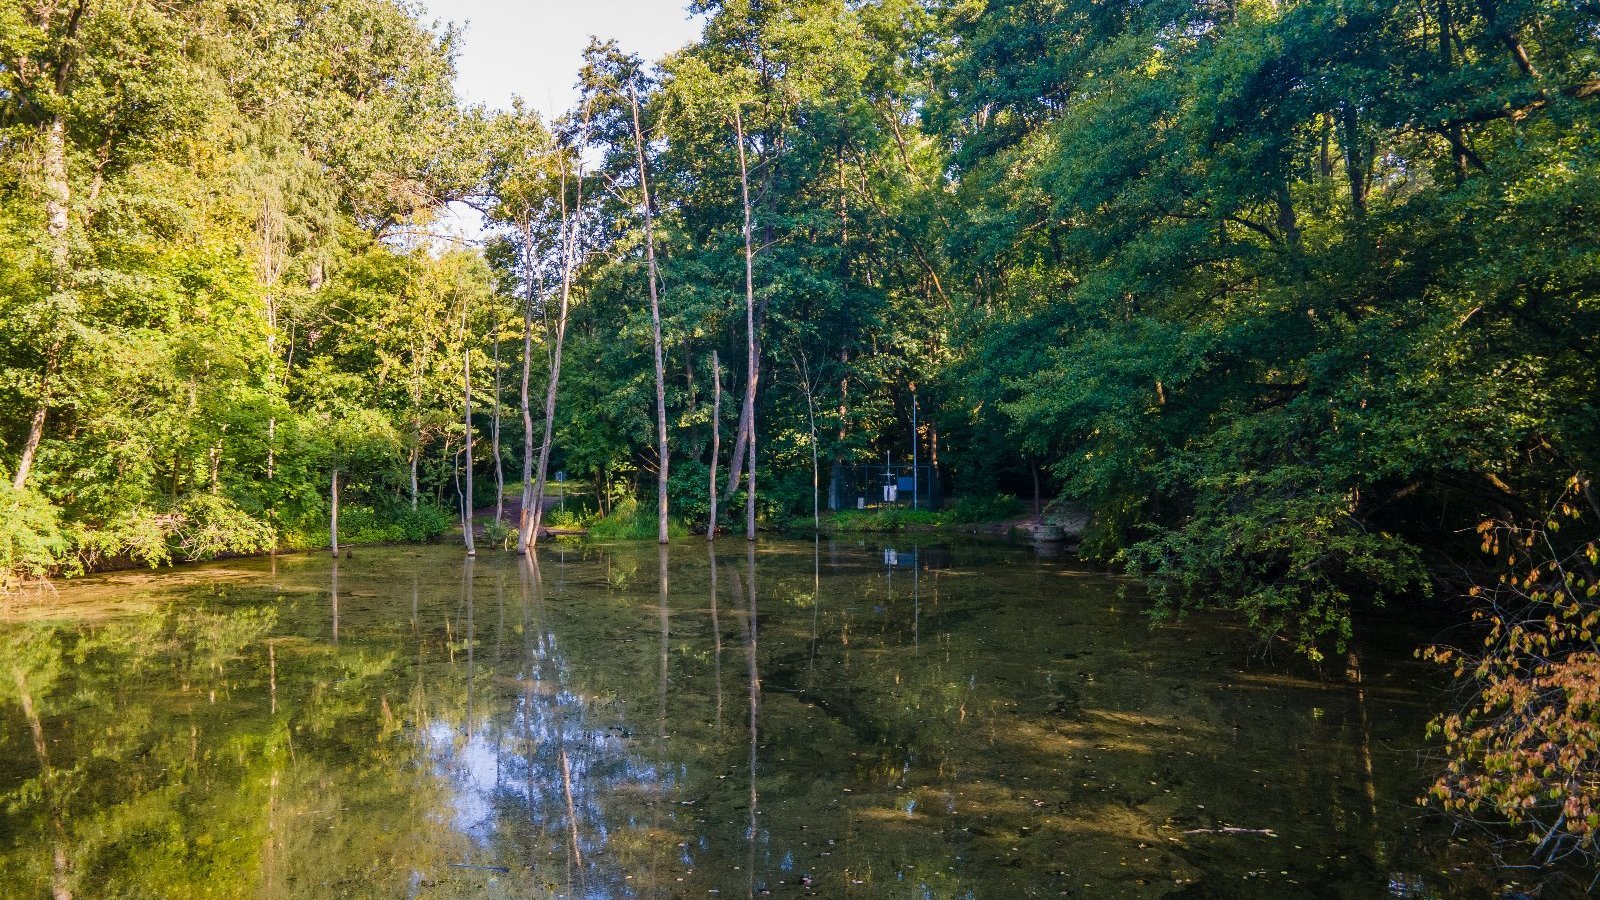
[410,442,420,509]
[631,85,671,545]
[330,468,340,556]
[14,115,73,491]
[12,341,58,490]
[1031,459,1042,520]
[709,350,721,540]
[734,107,759,542]
[516,220,537,553]
[463,338,477,557]
[723,379,751,502]
[524,270,570,552]
[796,351,819,530]
[491,314,505,526]
[523,145,586,554]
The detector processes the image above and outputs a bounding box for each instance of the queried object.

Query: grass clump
[586,497,689,542]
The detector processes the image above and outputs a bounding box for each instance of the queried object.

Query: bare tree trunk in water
[330,469,340,556]
[736,547,761,894]
[516,219,538,553]
[631,84,671,545]
[709,351,721,540]
[734,107,759,542]
[523,135,588,554]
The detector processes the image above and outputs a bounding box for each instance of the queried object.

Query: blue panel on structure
[897,476,915,494]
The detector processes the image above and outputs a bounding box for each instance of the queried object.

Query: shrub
[942,494,1025,523]
[394,503,452,542]
[545,507,582,529]
[481,518,515,550]
[280,502,451,550]
[0,486,71,589]
[73,495,276,568]
[1424,481,1600,870]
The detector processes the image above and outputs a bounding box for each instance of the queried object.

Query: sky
[418,0,705,116]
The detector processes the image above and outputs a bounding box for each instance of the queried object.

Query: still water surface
[1,539,1501,898]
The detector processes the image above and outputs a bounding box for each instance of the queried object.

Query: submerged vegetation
[2,0,1599,879]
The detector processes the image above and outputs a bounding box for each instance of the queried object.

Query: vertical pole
[912,391,919,511]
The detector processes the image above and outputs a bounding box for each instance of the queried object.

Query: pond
[0,538,1509,898]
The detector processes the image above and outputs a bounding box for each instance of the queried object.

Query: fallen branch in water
[1183,827,1278,838]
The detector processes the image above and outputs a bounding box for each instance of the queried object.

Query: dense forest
[3,0,1598,870]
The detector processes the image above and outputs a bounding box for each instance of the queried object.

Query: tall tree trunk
[734,107,759,542]
[1339,104,1370,218]
[709,350,721,540]
[631,84,671,545]
[523,147,586,554]
[491,314,504,526]
[14,0,87,491]
[330,468,340,556]
[516,219,537,553]
[463,338,476,557]
[14,115,73,491]
[44,116,69,271]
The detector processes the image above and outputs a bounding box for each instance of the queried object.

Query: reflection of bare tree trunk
[464,559,475,738]
[709,543,723,733]
[330,559,340,643]
[809,536,820,688]
[515,556,548,867]
[732,548,761,897]
[559,745,583,869]
[658,546,670,738]
[654,544,671,898]
[12,668,71,900]
[1345,647,1379,820]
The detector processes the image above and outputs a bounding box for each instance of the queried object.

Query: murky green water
[0,539,1505,898]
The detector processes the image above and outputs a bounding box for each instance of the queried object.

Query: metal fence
[828,462,942,511]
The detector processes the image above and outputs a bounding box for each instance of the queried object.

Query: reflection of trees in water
[0,542,1506,899]
[420,553,675,898]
